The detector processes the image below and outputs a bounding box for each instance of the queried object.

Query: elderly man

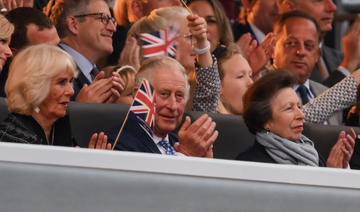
[272,11,342,125]
[114,56,217,157]
[49,0,124,103]
[277,0,360,86]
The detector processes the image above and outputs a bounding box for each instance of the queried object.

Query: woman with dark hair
[237,70,356,168]
[187,0,276,76]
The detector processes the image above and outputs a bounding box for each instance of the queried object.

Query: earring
[34,106,40,113]
[265,128,270,134]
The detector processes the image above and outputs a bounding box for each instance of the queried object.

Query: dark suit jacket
[236,140,326,167]
[232,21,258,44]
[71,71,91,101]
[58,44,91,100]
[311,45,343,84]
[309,80,343,125]
[109,119,179,154]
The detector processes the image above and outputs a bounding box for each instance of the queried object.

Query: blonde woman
[0,14,13,72]
[0,44,111,149]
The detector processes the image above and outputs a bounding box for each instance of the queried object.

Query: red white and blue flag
[140,26,178,59]
[112,79,156,149]
[129,79,155,131]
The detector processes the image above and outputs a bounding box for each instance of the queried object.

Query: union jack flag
[130,79,155,130]
[111,79,156,149]
[140,26,178,59]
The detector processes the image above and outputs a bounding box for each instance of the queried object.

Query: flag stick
[180,0,192,14]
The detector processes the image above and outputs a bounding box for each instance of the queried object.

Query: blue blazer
[108,121,179,154]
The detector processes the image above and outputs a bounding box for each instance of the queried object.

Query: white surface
[0,142,360,189]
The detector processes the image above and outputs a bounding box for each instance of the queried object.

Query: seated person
[112,56,218,157]
[237,70,355,168]
[102,65,136,105]
[217,44,253,114]
[0,14,14,96]
[126,6,220,113]
[0,44,111,149]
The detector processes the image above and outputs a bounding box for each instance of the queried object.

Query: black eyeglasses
[73,13,116,26]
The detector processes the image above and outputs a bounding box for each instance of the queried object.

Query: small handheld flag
[140,26,178,59]
[112,79,156,150]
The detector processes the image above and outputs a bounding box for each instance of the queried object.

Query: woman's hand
[187,14,212,68]
[88,132,112,150]
[187,14,208,48]
[327,128,356,168]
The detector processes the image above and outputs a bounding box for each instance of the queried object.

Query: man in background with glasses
[49,0,125,103]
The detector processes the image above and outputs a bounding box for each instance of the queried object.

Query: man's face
[26,24,60,46]
[282,0,336,33]
[250,0,279,34]
[76,0,116,61]
[142,0,182,16]
[152,64,186,138]
[273,17,320,84]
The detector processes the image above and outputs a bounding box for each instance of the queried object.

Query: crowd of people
[0,0,359,169]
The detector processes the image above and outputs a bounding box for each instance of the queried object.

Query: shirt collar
[249,22,266,43]
[59,42,94,82]
[153,134,170,145]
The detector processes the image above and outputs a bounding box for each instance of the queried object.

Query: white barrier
[0,142,359,189]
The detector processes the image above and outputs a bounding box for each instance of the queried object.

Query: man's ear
[66,16,80,35]
[131,0,144,20]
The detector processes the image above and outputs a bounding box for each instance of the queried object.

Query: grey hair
[135,56,190,102]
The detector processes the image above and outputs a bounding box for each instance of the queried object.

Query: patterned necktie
[90,66,100,80]
[297,85,309,105]
[158,139,175,155]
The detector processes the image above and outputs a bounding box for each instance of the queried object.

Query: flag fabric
[112,79,156,149]
[140,26,178,59]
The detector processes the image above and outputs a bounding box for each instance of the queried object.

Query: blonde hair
[6,44,78,115]
[218,43,245,81]
[128,6,189,37]
[0,14,14,39]
[103,65,136,95]
[127,6,189,64]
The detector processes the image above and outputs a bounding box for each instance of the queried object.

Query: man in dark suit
[114,56,218,157]
[233,0,278,44]
[273,11,342,125]
[277,0,360,86]
[49,0,125,103]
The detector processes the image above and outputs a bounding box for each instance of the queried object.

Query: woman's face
[188,0,220,52]
[264,88,305,142]
[38,70,74,121]
[220,54,253,115]
[176,19,196,72]
[0,37,12,72]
